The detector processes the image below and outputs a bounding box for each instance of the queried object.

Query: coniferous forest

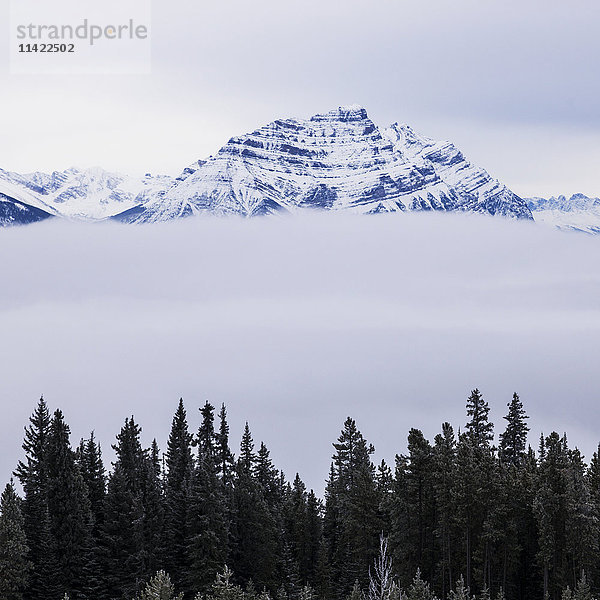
[1,391,600,600]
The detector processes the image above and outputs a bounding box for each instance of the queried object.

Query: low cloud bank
[1,213,599,492]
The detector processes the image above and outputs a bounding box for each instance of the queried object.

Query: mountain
[0,105,535,226]
[527,194,600,234]
[0,167,173,222]
[114,105,533,223]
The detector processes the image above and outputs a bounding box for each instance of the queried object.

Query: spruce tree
[103,417,164,599]
[432,423,457,598]
[0,481,30,600]
[164,399,194,590]
[45,409,95,599]
[465,389,494,448]
[406,429,436,585]
[534,432,570,600]
[186,401,228,595]
[137,570,183,600]
[499,394,529,468]
[206,566,245,600]
[215,404,235,488]
[76,432,106,536]
[14,397,53,600]
[324,417,381,599]
[231,423,278,590]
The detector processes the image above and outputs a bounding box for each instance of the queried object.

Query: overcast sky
[1,0,600,197]
[1,214,599,493]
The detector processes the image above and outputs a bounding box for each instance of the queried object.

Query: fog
[1,213,599,493]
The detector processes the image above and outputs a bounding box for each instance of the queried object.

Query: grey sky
[1,215,599,493]
[1,0,600,196]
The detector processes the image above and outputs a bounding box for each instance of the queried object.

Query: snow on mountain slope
[0,191,54,226]
[0,174,59,215]
[384,123,533,219]
[115,105,533,223]
[527,194,600,234]
[0,167,173,221]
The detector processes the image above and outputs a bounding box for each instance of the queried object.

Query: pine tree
[534,432,570,600]
[164,399,194,590]
[76,432,107,597]
[499,394,529,468]
[284,474,322,588]
[103,417,164,599]
[77,432,106,536]
[448,576,472,600]
[231,424,278,590]
[324,417,381,599]
[406,429,436,585]
[206,566,245,600]
[215,404,235,488]
[454,391,497,594]
[432,423,457,598]
[465,390,494,448]
[565,450,598,589]
[14,397,53,600]
[137,570,183,600]
[587,445,600,595]
[0,481,30,600]
[407,568,435,600]
[45,409,95,599]
[186,401,229,594]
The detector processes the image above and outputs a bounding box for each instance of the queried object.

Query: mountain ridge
[3,105,592,229]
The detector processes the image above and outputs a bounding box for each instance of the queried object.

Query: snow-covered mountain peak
[113,105,533,223]
[526,193,600,234]
[0,105,539,226]
[0,166,173,221]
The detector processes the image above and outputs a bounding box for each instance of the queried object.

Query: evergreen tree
[432,423,457,598]
[587,445,600,596]
[164,399,194,590]
[215,404,235,488]
[465,389,494,448]
[14,397,53,600]
[137,570,183,600]
[103,417,164,599]
[534,433,570,600]
[407,569,435,600]
[76,432,106,536]
[284,474,322,588]
[565,450,597,589]
[231,424,278,590]
[0,481,30,600]
[406,429,436,585]
[499,394,529,468]
[206,566,245,600]
[186,401,229,595]
[324,417,381,599]
[448,577,472,600]
[45,409,95,599]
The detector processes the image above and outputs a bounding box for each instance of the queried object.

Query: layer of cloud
[1,213,599,492]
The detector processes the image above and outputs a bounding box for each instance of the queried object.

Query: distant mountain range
[0,105,596,232]
[526,194,600,234]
